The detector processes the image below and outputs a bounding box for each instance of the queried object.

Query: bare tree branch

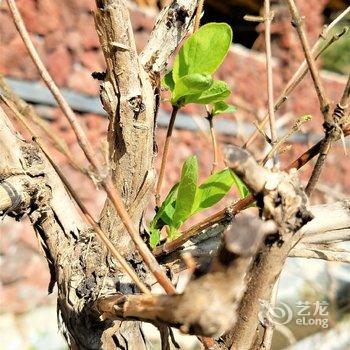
[223,146,313,349]
[140,0,199,76]
[305,74,350,195]
[285,0,330,120]
[93,0,176,294]
[264,0,277,153]
[95,215,270,337]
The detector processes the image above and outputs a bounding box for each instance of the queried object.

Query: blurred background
[0,0,349,349]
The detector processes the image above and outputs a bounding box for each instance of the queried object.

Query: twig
[243,8,349,149]
[305,75,350,196]
[285,0,330,120]
[339,74,350,110]
[155,105,179,207]
[262,115,311,165]
[286,0,332,195]
[158,325,170,350]
[139,0,199,76]
[288,123,350,170]
[289,246,350,263]
[264,0,277,158]
[153,194,253,257]
[193,0,204,32]
[207,112,219,174]
[6,100,151,294]
[305,139,331,196]
[253,120,272,145]
[7,0,176,295]
[96,219,267,336]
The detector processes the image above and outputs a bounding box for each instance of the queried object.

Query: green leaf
[162,70,175,91]
[172,73,213,105]
[212,101,236,116]
[173,155,199,227]
[149,227,161,249]
[184,80,231,105]
[166,226,181,240]
[150,183,179,229]
[173,23,233,82]
[232,171,250,199]
[193,168,235,213]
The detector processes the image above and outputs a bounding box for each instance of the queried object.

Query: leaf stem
[155,105,179,207]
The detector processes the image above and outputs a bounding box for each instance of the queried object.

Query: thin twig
[153,194,254,256]
[286,0,333,196]
[155,105,179,207]
[207,112,219,174]
[244,9,349,149]
[264,0,277,158]
[6,0,176,295]
[6,100,151,294]
[285,0,330,121]
[254,120,272,145]
[305,139,331,196]
[262,115,311,165]
[193,0,205,32]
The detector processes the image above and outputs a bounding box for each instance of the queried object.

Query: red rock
[16,0,61,35]
[65,30,82,53]
[1,36,39,79]
[45,30,65,52]
[0,11,16,44]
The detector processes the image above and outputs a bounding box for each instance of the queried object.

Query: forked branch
[95,214,270,337]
